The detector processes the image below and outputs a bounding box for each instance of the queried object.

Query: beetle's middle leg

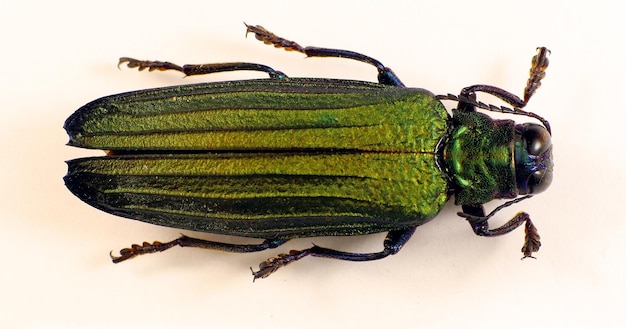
[245,23,405,87]
[251,227,417,280]
[118,58,288,79]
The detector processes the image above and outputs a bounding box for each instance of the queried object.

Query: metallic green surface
[66,78,447,153]
[443,109,517,205]
[65,78,450,238]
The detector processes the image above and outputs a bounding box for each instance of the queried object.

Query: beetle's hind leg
[245,23,405,87]
[251,227,416,280]
[118,58,288,79]
[110,235,289,263]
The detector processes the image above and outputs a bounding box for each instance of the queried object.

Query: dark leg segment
[110,235,289,263]
[251,227,417,280]
[524,47,550,103]
[458,47,550,109]
[460,85,526,108]
[458,196,541,259]
[245,24,405,87]
[437,47,551,133]
[118,57,288,79]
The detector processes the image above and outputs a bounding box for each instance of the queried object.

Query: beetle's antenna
[436,93,551,134]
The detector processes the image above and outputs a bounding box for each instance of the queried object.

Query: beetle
[64,24,553,280]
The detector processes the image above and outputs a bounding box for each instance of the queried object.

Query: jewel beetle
[64,24,553,280]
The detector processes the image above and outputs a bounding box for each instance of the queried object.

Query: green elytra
[64,24,552,279]
[65,79,450,235]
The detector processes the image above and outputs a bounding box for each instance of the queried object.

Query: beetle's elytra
[65,24,553,280]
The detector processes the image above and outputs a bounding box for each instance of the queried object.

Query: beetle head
[514,123,553,195]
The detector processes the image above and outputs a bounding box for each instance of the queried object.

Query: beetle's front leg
[458,47,550,109]
[459,199,541,259]
[251,227,417,280]
[437,47,551,132]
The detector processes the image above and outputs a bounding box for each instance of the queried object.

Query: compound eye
[516,123,554,195]
[522,123,551,155]
[527,169,552,194]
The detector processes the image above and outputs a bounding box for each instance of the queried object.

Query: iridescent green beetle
[64,24,553,279]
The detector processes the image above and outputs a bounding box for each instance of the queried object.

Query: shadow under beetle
[64,24,553,280]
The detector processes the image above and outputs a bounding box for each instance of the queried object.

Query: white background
[1,1,624,328]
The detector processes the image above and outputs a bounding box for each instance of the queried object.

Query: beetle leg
[245,23,405,87]
[459,198,541,259]
[523,47,550,103]
[459,84,526,109]
[437,90,552,134]
[110,235,289,263]
[251,227,416,280]
[459,47,550,108]
[118,58,288,79]
[438,47,551,132]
